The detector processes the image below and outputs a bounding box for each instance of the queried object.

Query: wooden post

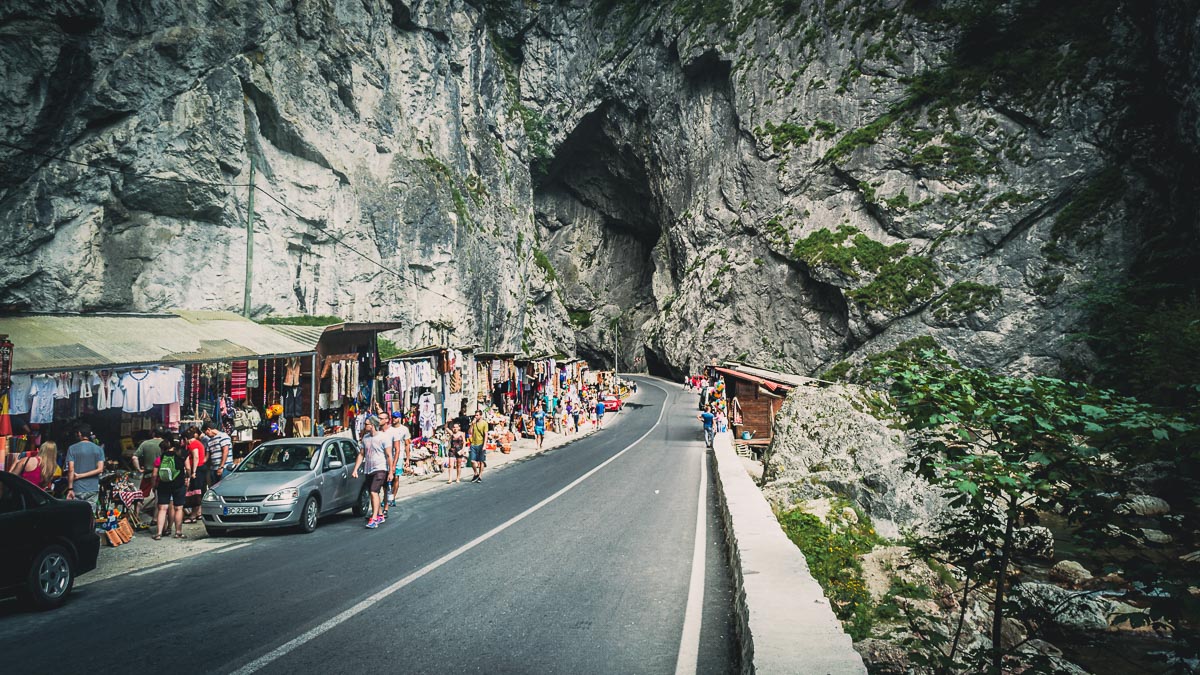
[309,353,317,436]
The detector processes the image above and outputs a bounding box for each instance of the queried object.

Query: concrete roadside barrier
[711,432,867,674]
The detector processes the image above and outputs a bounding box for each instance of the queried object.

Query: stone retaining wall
[710,432,867,675]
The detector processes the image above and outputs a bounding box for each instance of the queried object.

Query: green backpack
[158,454,180,482]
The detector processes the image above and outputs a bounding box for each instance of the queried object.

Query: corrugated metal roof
[720,363,822,388]
[0,311,316,373]
[266,324,328,350]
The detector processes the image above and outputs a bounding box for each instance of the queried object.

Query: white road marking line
[130,562,180,577]
[229,381,670,675]
[674,428,709,675]
[215,542,254,554]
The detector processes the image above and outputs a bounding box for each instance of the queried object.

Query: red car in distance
[602,394,622,412]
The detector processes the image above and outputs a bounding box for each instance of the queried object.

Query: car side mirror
[326,459,343,471]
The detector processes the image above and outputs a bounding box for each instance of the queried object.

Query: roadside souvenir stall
[382,344,476,441]
[268,322,404,440]
[0,311,320,487]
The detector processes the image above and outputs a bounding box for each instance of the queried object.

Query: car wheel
[206,527,227,538]
[25,545,74,610]
[352,487,370,517]
[299,495,320,534]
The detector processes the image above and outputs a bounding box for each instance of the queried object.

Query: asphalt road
[2,376,737,674]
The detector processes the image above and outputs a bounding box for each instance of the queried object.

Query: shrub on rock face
[871,347,1192,672]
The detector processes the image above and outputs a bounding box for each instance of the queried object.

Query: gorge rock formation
[2,0,1197,377]
[762,382,945,538]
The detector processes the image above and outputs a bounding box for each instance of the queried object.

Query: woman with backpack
[153,432,193,541]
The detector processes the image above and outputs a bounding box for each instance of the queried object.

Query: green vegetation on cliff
[1050,166,1125,241]
[791,226,942,312]
[874,346,1194,672]
[930,281,1001,320]
[779,502,883,640]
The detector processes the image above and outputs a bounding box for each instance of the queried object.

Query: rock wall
[2,0,1197,374]
[0,0,570,351]
[761,383,944,538]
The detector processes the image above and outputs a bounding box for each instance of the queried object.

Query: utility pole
[613,315,620,373]
[242,159,255,318]
[484,303,491,352]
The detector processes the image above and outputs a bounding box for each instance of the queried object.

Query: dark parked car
[0,471,100,609]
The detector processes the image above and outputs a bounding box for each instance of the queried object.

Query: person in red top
[13,441,58,492]
[183,426,206,523]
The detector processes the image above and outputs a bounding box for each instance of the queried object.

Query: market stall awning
[475,351,519,360]
[714,366,796,393]
[1,311,318,374]
[264,324,328,351]
[265,321,407,352]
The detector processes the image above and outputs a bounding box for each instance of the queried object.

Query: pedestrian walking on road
[469,410,489,483]
[447,422,466,484]
[352,416,391,528]
[595,397,606,429]
[387,411,412,507]
[153,433,192,541]
[698,406,716,448]
[532,404,547,450]
[202,422,233,486]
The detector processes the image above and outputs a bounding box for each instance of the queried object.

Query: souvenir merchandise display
[0,355,314,486]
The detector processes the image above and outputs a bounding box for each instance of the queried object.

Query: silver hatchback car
[201,437,370,536]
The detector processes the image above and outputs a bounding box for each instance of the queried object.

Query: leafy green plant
[377,337,403,360]
[874,347,1193,672]
[778,503,883,640]
[567,310,593,329]
[1050,166,1124,241]
[848,256,942,312]
[517,104,553,178]
[790,225,907,278]
[930,282,1001,321]
[757,120,813,152]
[532,248,557,282]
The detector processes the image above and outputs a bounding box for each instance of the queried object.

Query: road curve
[2,376,737,674]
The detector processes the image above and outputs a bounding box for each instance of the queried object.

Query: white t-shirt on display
[149,367,183,405]
[120,371,155,413]
[8,374,32,415]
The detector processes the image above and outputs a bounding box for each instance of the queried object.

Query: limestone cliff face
[0,0,571,351]
[2,0,1196,375]
[514,0,1200,378]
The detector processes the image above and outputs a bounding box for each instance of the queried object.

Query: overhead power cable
[251,185,480,314]
[1,138,486,321]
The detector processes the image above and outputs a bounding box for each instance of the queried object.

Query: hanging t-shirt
[8,374,32,415]
[29,375,57,423]
[120,371,155,413]
[53,373,72,399]
[101,372,123,410]
[418,392,436,438]
[77,371,101,399]
[149,367,183,405]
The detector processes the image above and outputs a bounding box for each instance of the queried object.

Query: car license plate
[223,506,258,515]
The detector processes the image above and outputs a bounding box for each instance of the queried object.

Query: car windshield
[235,444,317,472]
